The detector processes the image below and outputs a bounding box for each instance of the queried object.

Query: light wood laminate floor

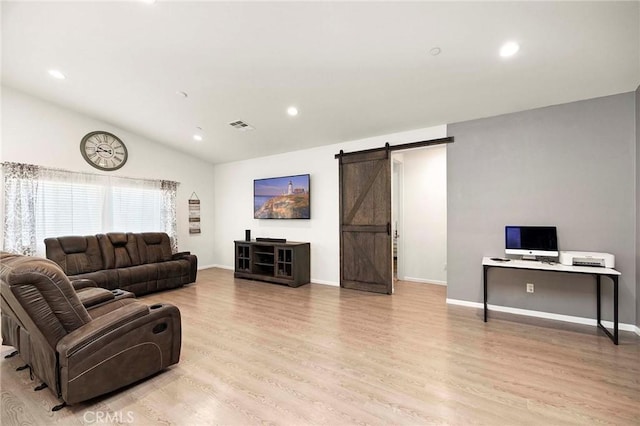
[2,268,639,425]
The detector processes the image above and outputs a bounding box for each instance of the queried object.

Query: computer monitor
[505,226,558,259]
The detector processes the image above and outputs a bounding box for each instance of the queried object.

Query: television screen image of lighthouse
[254,174,310,219]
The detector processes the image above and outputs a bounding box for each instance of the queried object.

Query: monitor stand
[522,255,537,261]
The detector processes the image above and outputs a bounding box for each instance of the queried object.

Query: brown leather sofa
[45,232,197,296]
[0,252,181,407]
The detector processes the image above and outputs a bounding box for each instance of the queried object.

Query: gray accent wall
[447,92,636,325]
[636,85,640,328]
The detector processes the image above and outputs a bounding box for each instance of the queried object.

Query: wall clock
[80,131,128,171]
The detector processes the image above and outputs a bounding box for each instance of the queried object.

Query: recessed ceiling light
[429,47,441,56]
[499,41,520,58]
[193,134,203,141]
[176,91,188,98]
[48,69,66,80]
[287,106,299,116]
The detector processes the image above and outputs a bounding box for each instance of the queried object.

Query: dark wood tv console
[234,240,310,287]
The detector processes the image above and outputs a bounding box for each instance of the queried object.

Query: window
[2,162,178,256]
[110,185,162,232]
[35,180,105,254]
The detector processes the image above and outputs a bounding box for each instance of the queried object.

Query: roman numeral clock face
[80,131,128,171]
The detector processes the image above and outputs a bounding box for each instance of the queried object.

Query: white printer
[559,251,615,268]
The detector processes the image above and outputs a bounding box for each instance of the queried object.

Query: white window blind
[35,180,105,255]
[110,185,162,233]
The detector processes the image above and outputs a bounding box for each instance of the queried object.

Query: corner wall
[1,86,216,266]
[212,126,447,285]
[447,92,636,325]
[400,145,447,284]
[636,85,640,329]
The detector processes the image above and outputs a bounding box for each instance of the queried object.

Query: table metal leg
[613,276,618,345]
[483,265,488,322]
[596,274,619,345]
[596,275,601,323]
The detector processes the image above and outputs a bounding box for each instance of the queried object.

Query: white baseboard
[446,299,483,309]
[446,298,638,333]
[311,279,339,287]
[198,264,232,271]
[635,326,640,337]
[197,264,216,270]
[403,277,447,286]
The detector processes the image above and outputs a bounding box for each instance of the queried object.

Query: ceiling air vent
[228,120,255,131]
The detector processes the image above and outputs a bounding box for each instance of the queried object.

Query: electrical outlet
[526,283,534,293]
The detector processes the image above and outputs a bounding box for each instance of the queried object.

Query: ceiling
[2,1,639,164]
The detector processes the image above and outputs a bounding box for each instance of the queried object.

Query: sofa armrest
[76,287,115,308]
[172,251,191,259]
[71,279,97,290]
[57,303,149,357]
[171,252,198,283]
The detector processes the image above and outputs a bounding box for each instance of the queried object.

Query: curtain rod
[1,161,180,185]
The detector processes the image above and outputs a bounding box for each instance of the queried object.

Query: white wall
[399,145,447,284]
[212,125,447,285]
[1,85,447,280]
[392,155,403,276]
[1,86,216,267]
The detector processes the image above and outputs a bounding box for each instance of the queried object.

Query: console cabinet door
[235,243,251,272]
[275,247,293,279]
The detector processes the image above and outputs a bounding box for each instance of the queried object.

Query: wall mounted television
[505,226,558,259]
[254,174,310,219]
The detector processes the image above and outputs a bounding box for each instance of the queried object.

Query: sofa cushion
[98,233,141,269]
[45,236,103,276]
[116,264,158,295]
[136,233,172,264]
[108,232,127,245]
[59,236,88,253]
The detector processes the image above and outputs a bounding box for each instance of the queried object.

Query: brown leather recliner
[0,252,181,407]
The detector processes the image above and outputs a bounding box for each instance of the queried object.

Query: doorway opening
[392,157,404,280]
[391,145,447,286]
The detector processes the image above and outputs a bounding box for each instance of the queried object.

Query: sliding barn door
[339,149,392,294]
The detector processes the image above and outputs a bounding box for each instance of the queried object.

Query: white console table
[482,257,621,344]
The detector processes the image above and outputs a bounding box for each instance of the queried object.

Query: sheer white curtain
[2,163,40,255]
[160,180,178,252]
[2,162,179,256]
